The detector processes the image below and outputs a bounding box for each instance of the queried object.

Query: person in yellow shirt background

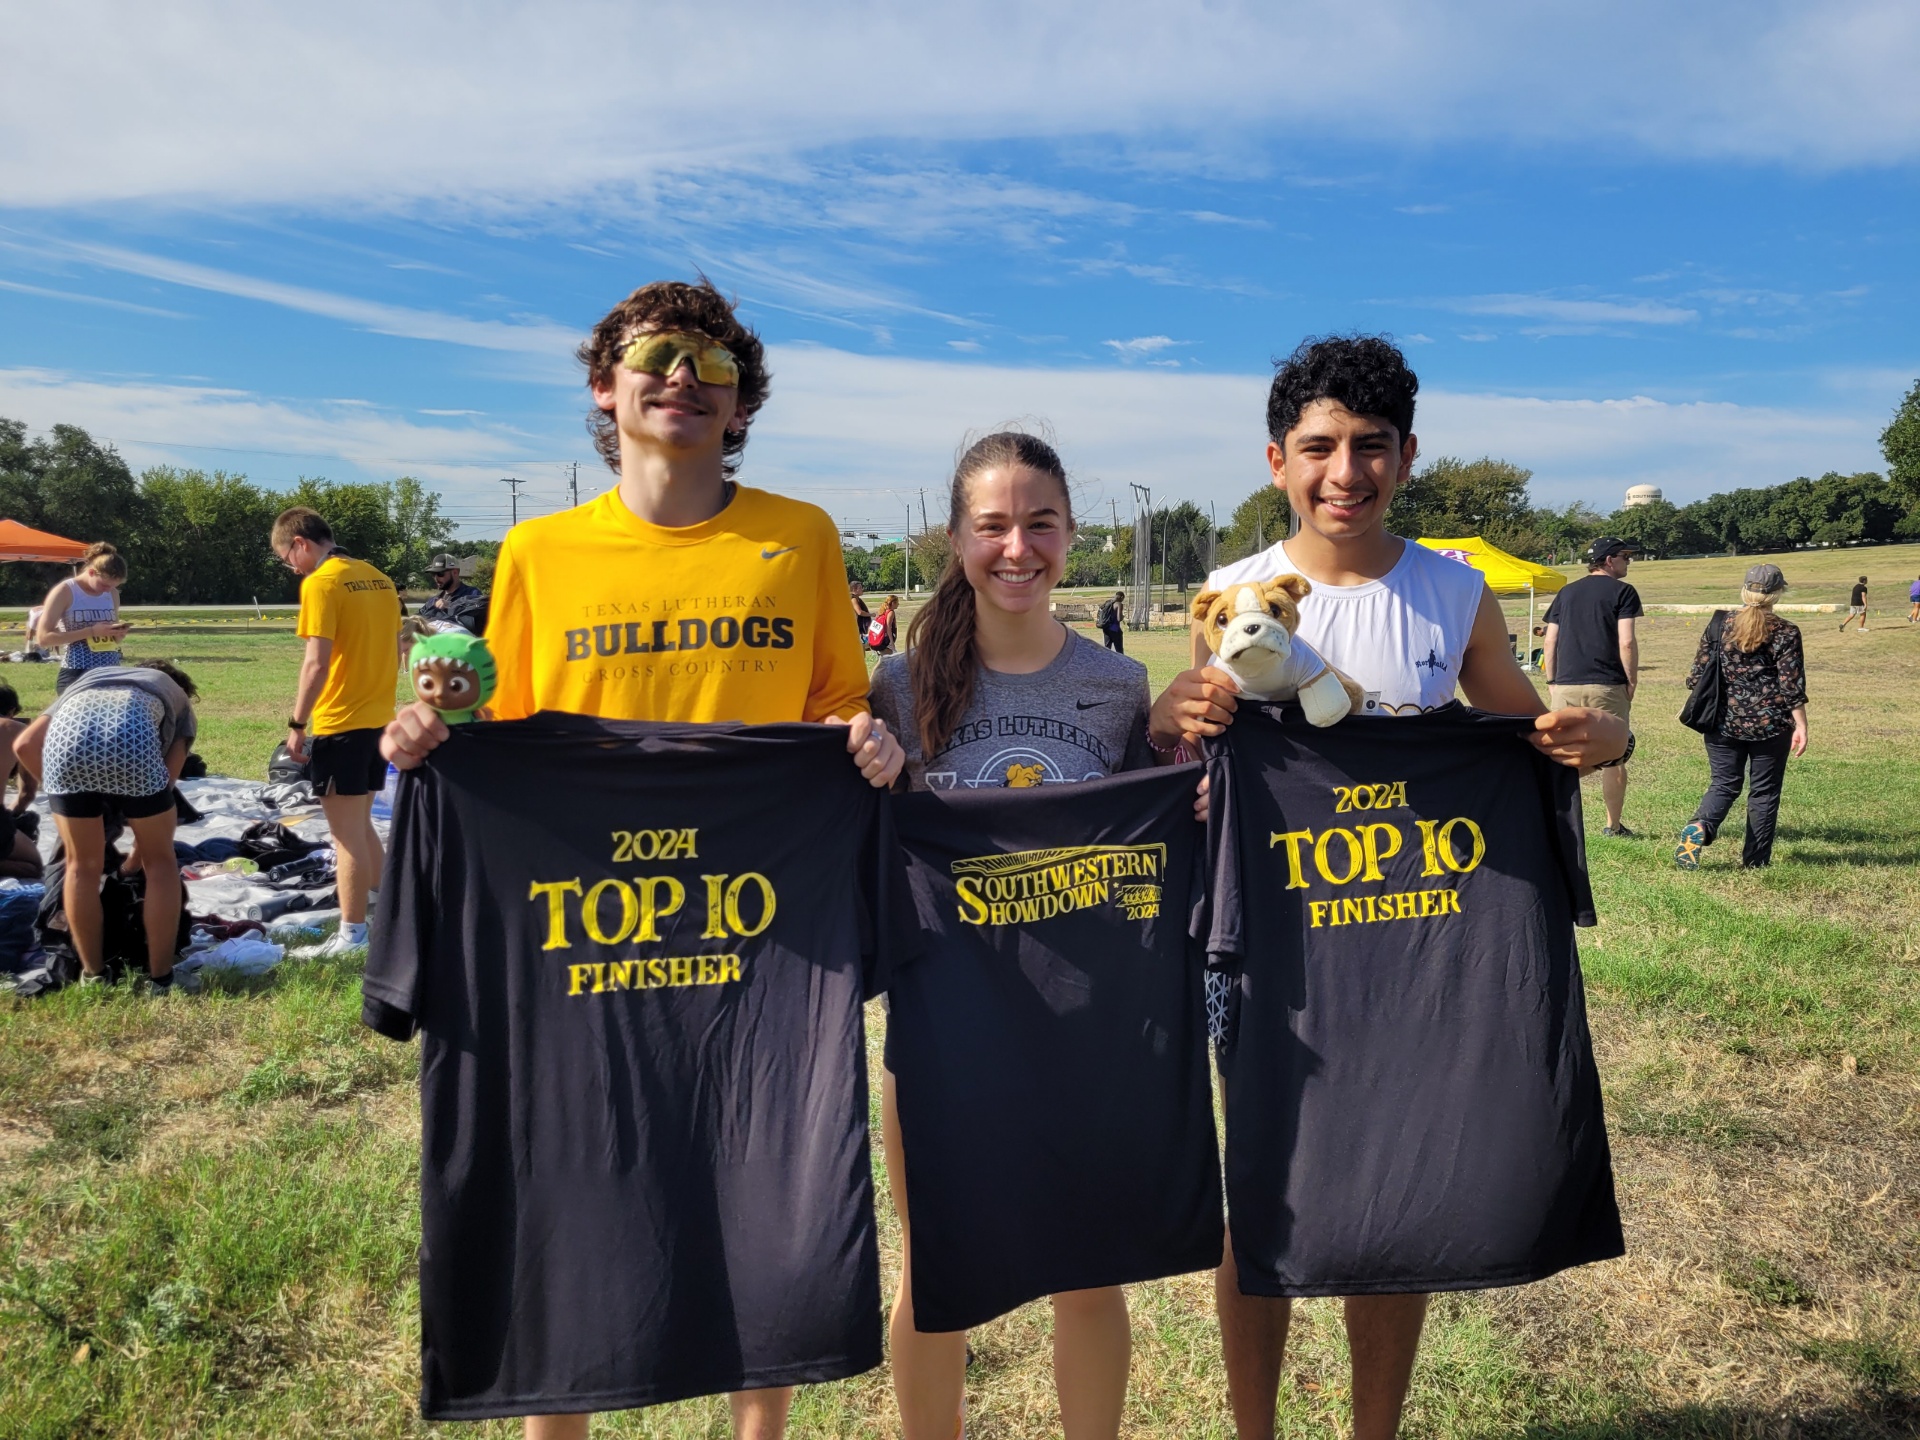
[276,505,401,956]
[383,277,902,1440]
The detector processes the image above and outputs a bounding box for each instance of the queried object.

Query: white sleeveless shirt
[1206,536,1486,715]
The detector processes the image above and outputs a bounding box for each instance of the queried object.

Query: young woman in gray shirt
[868,430,1183,1440]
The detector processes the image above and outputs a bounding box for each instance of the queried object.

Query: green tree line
[0,418,457,604]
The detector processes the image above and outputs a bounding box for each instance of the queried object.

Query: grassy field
[1,546,1917,1437]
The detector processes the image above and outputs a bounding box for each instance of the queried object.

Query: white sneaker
[313,925,369,958]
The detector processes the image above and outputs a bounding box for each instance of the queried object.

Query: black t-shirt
[889,764,1222,1332]
[1851,582,1867,606]
[1206,704,1622,1297]
[1544,574,1643,685]
[364,717,913,1420]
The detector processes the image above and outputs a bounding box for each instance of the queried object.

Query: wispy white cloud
[0,278,187,318]
[1443,294,1699,326]
[1396,204,1451,215]
[5,3,1914,213]
[39,240,579,355]
[1102,335,1183,362]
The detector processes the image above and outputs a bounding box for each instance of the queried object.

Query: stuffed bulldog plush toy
[1190,576,1363,727]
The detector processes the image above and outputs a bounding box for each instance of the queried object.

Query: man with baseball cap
[1543,536,1642,836]
[417,553,488,635]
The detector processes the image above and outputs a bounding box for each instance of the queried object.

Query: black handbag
[1678,611,1728,734]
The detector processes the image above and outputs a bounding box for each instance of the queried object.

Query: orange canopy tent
[0,520,90,563]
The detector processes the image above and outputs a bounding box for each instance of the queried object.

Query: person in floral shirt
[1675,563,1809,870]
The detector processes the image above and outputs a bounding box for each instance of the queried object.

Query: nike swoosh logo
[760,545,798,560]
[1075,700,1109,710]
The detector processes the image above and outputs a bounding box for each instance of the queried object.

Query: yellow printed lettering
[1437,818,1486,874]
[1414,820,1443,877]
[724,872,777,937]
[955,876,989,925]
[1356,822,1402,882]
[701,874,727,938]
[1314,827,1364,885]
[1270,829,1315,889]
[529,879,584,950]
[634,875,686,942]
[582,878,639,945]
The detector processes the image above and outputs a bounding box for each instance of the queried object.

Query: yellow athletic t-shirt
[487,486,869,724]
[297,553,401,735]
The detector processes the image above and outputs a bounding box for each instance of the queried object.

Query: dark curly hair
[577,278,771,478]
[1267,335,1418,449]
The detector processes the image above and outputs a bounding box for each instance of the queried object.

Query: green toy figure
[408,630,496,724]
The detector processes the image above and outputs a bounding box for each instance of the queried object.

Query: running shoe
[311,927,368,959]
[1674,821,1707,871]
[1601,824,1635,838]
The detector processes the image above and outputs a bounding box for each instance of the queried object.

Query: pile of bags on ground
[0,771,390,996]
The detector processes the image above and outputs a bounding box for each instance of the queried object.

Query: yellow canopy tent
[1416,536,1566,670]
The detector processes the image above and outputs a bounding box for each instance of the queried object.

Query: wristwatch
[1596,729,1635,769]
[288,718,307,730]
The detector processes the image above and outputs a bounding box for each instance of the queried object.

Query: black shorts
[308,727,388,797]
[51,787,174,820]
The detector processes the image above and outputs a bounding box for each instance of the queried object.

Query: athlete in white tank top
[1206,536,1485,715]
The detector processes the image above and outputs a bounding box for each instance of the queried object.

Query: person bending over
[1149,335,1626,1440]
[14,662,199,990]
[382,277,903,1440]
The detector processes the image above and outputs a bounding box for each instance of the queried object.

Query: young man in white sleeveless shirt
[1149,336,1627,1440]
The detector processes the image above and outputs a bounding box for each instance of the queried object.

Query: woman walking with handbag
[1675,563,1808,870]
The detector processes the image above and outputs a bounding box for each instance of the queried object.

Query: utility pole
[500,476,522,529]
[919,488,928,535]
[1128,483,1152,630]
[568,462,579,509]
[903,497,914,594]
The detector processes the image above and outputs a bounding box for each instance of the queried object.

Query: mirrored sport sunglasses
[619,331,740,386]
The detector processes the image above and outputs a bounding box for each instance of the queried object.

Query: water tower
[1624,484,1663,509]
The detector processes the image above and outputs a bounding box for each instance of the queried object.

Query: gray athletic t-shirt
[870,629,1155,791]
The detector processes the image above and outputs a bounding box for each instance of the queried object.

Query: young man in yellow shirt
[275,506,401,956]
[383,279,902,1440]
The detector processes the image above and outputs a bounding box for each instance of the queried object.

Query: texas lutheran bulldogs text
[525,827,772,997]
[1269,780,1486,929]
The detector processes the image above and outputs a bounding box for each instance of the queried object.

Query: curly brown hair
[577,279,771,478]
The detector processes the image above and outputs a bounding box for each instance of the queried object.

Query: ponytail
[82,542,126,582]
[1727,589,1777,653]
[906,562,980,757]
[905,428,1072,758]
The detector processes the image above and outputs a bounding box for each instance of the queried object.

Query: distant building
[1624,484,1663,509]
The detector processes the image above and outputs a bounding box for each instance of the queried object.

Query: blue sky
[2,2,1916,540]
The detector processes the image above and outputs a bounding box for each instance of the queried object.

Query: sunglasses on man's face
[619,331,740,387]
